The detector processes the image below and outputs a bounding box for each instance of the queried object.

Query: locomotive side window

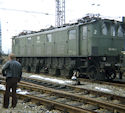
[27,37,32,40]
[118,25,124,37]
[94,29,97,35]
[111,25,116,36]
[83,26,87,39]
[102,23,108,35]
[46,34,52,42]
[69,30,76,40]
[27,37,32,44]
[37,36,40,43]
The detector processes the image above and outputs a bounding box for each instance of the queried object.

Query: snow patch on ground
[30,75,73,84]
[0,84,29,95]
[16,88,30,95]
[0,84,5,90]
[95,86,112,92]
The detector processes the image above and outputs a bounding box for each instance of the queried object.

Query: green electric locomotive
[12,16,125,80]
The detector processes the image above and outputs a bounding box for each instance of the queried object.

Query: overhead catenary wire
[0,8,54,16]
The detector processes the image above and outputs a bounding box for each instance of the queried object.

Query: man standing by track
[2,53,22,108]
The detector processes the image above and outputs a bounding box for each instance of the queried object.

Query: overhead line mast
[55,0,65,27]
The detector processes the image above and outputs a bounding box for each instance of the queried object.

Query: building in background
[0,20,1,54]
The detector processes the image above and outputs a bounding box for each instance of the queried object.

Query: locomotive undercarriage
[17,56,123,81]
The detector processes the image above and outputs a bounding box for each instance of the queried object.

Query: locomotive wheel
[68,69,73,79]
[35,65,40,74]
[87,65,98,80]
[105,69,116,80]
[56,69,60,75]
[27,66,31,72]
[119,71,123,79]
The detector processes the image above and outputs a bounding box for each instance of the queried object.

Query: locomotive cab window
[93,29,97,35]
[69,30,76,40]
[83,26,87,39]
[111,25,116,36]
[46,34,52,42]
[118,25,124,37]
[102,23,108,35]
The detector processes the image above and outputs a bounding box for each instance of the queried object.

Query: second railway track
[79,78,125,88]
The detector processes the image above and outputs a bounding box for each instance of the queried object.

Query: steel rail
[22,76,125,102]
[0,89,94,113]
[18,81,125,113]
[79,78,125,88]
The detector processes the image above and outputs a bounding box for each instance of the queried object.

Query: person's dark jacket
[2,60,22,81]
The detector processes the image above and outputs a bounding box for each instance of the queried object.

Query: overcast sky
[0,0,125,53]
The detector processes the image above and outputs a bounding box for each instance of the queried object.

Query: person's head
[8,53,16,60]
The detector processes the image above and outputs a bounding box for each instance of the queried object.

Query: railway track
[79,78,125,88]
[0,90,91,113]
[22,77,125,112]
[0,76,125,112]
[0,79,95,113]
[21,75,125,100]
[26,72,125,88]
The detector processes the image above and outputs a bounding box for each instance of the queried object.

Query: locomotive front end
[88,18,125,80]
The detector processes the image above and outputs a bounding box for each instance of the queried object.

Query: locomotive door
[80,25,88,56]
[26,37,33,56]
[19,38,26,56]
[45,34,54,56]
[34,35,45,56]
[13,38,20,56]
[68,29,77,56]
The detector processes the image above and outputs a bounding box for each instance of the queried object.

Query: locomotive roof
[13,16,124,39]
